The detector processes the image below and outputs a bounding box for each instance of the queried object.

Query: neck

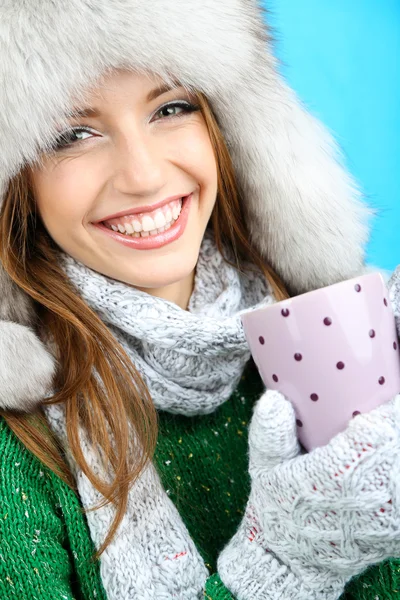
[134,269,196,311]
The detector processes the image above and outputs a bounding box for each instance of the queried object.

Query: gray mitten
[218,389,400,600]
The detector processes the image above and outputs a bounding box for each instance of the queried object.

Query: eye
[152,101,199,122]
[51,127,97,151]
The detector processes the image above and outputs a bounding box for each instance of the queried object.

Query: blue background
[263,1,400,271]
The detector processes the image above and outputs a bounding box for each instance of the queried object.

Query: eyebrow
[69,83,179,120]
[146,82,176,102]
[70,107,101,119]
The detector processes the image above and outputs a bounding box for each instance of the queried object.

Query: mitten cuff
[217,523,345,600]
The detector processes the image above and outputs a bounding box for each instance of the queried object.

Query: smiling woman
[29,71,220,309]
[2,2,396,600]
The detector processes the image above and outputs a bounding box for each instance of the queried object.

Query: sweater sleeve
[0,418,82,600]
[340,559,400,600]
[204,574,236,599]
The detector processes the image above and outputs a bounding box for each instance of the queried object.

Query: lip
[94,193,190,223]
[92,192,193,250]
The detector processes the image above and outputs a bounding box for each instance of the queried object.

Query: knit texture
[45,405,209,600]
[0,364,400,599]
[154,359,264,571]
[0,417,106,600]
[60,228,272,416]
[205,574,235,599]
[218,387,400,600]
[43,228,274,599]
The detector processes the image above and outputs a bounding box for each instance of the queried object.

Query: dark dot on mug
[281,308,290,317]
[379,376,385,385]
[259,336,265,345]
[336,361,345,370]
[296,419,303,428]
[272,374,279,383]
[323,317,332,326]
[310,393,319,402]
[294,353,303,361]
[352,410,361,418]
[394,342,398,350]
[369,329,376,338]
[354,284,361,292]
[384,298,388,306]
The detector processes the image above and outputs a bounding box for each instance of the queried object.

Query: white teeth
[110,219,175,238]
[141,215,156,232]
[124,222,134,234]
[107,197,184,237]
[154,210,167,229]
[164,207,172,223]
[132,219,142,232]
[172,201,182,220]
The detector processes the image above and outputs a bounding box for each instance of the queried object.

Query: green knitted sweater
[0,359,399,599]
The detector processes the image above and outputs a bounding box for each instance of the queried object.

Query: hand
[218,389,400,600]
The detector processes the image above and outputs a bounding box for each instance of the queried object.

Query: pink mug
[241,272,400,450]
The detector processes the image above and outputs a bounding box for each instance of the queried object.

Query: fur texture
[0,270,57,409]
[0,322,56,411]
[0,0,371,411]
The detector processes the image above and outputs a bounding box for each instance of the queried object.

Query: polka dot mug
[241,272,400,451]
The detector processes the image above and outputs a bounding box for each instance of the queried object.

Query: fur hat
[0,0,370,411]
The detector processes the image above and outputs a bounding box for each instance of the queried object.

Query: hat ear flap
[0,263,56,412]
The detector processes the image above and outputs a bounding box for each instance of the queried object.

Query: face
[30,70,218,309]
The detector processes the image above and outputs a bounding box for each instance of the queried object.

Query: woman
[0,1,399,598]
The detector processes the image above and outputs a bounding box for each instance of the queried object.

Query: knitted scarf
[44,228,273,599]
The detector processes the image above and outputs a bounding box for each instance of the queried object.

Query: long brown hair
[0,92,287,557]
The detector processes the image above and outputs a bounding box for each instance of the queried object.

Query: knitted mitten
[218,389,400,600]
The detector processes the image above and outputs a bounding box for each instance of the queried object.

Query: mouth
[100,194,190,238]
[93,193,193,250]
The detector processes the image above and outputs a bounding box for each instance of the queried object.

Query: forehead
[68,69,184,116]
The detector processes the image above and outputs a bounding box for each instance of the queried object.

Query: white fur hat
[0,0,370,411]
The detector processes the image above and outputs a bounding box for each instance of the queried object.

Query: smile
[93,193,193,250]
[103,197,183,238]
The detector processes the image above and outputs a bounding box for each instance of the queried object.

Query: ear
[0,264,56,412]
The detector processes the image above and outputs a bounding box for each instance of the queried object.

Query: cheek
[168,125,218,191]
[33,164,99,234]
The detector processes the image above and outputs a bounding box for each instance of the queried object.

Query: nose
[111,129,167,199]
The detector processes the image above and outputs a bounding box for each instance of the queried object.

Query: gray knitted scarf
[44,228,273,599]
[60,228,272,415]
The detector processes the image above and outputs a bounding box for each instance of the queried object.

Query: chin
[130,270,194,291]
[117,257,195,288]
